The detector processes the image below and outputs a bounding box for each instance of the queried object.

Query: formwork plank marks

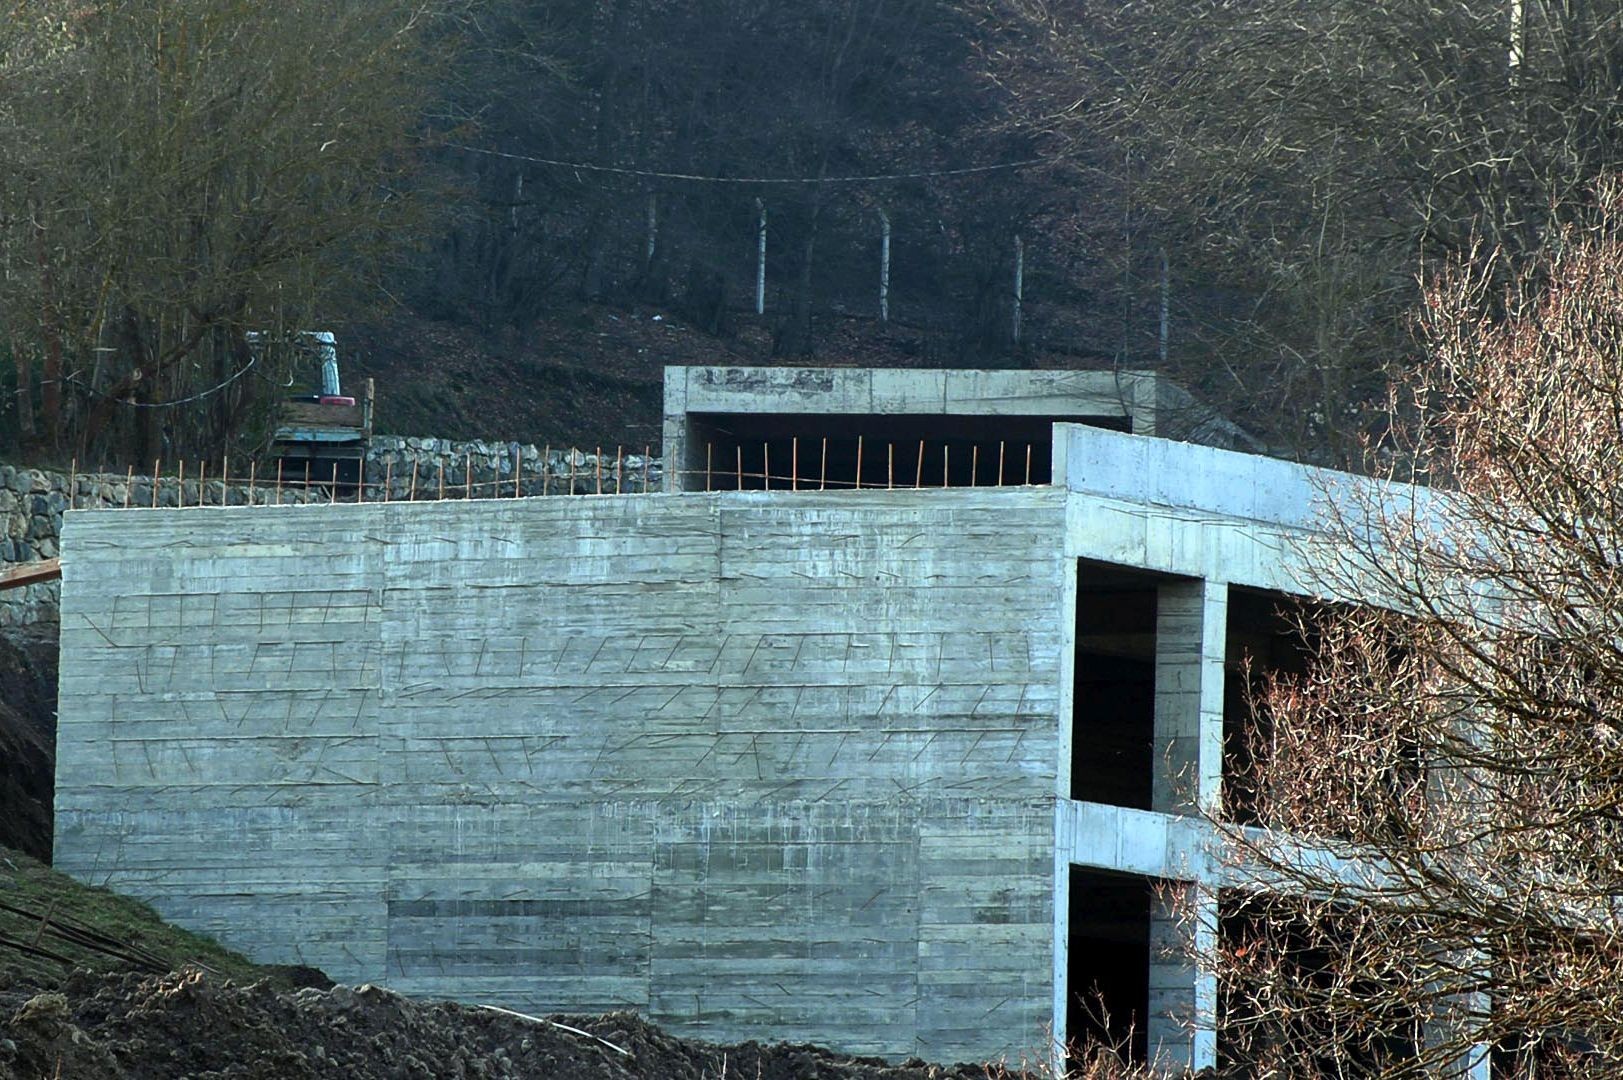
[57,490,1067,1063]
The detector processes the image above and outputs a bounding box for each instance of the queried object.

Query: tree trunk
[33,209,62,445]
[10,331,34,445]
[774,201,821,358]
[579,0,633,301]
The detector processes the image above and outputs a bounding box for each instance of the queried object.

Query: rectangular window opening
[1070,561,1164,808]
[1068,867,1152,1068]
[1221,587,1322,825]
[1218,890,1420,1071]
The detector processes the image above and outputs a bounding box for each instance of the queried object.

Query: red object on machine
[318,395,356,406]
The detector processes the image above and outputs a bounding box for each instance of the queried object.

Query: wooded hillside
[7,1,1623,465]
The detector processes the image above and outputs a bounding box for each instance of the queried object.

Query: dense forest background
[5,0,1623,465]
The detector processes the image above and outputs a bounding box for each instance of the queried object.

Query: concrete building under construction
[53,366,1383,1073]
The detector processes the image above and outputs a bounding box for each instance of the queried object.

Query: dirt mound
[0,969,1003,1080]
[0,631,57,862]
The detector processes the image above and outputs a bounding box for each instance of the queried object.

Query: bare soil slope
[0,852,1028,1080]
[1,972,1002,1080]
[0,633,56,862]
[340,303,1103,450]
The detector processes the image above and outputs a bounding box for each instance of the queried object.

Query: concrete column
[1149,885,1217,1072]
[661,366,688,492]
[1148,578,1225,1072]
[1423,954,1492,1079]
[1152,579,1226,815]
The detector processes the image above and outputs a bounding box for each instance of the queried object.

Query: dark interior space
[682,411,1131,491]
[1221,587,1319,825]
[271,451,365,494]
[1072,561,1163,809]
[1068,867,1153,1065]
[1218,890,1420,1072]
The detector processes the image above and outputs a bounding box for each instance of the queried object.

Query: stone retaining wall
[0,465,326,629]
[363,436,661,499]
[2,437,663,630]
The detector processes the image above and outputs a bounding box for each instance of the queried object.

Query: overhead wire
[445,142,1055,185]
[64,349,258,409]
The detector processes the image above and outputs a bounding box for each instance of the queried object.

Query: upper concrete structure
[54,367,1413,1074]
[663,366,1254,492]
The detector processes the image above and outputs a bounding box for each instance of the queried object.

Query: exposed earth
[0,850,1058,1080]
[340,304,1108,452]
[0,631,56,863]
[0,972,1009,1080]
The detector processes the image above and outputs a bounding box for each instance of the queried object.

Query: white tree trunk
[1508,0,1524,83]
[878,208,891,322]
[755,198,767,315]
[1159,247,1169,366]
[645,193,657,267]
[1012,234,1024,344]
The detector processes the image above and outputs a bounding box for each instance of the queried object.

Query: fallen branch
[474,1004,632,1057]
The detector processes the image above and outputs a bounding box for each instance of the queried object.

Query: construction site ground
[0,849,1031,1080]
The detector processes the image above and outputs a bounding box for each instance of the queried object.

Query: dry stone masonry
[0,441,665,630]
[365,437,662,498]
[0,464,324,630]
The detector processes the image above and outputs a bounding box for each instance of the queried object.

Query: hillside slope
[0,850,1056,1080]
[339,302,1113,450]
[0,633,56,863]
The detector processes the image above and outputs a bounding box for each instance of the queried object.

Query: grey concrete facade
[56,488,1068,1062]
[56,369,1393,1070]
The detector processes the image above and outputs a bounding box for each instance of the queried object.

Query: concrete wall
[55,488,1068,1062]
[662,367,1259,492]
[0,464,322,630]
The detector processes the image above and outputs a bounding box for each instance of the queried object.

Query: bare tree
[968,0,1623,462]
[0,0,461,461]
[1215,184,1623,1076]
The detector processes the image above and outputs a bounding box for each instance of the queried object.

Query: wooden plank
[280,401,363,428]
[0,557,60,591]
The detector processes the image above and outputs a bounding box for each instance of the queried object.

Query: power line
[66,352,258,409]
[446,142,1054,185]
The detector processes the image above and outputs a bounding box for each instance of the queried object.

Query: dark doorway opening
[1072,561,1164,808]
[1068,867,1152,1066]
[1218,890,1420,1071]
